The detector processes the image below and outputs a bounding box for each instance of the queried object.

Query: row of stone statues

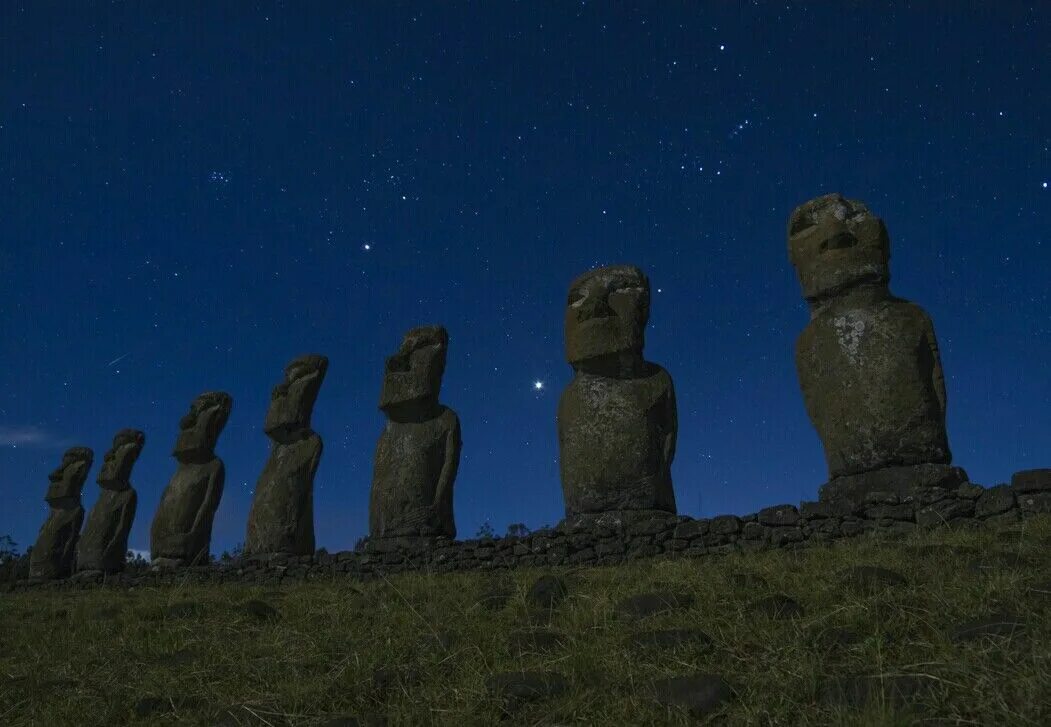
[28,193,961,578]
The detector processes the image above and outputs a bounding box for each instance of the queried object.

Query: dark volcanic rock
[369,327,461,539]
[820,464,968,504]
[150,392,233,567]
[630,628,713,650]
[615,591,694,620]
[837,565,907,593]
[245,354,329,557]
[557,265,677,517]
[1011,469,1051,493]
[525,574,568,612]
[729,572,768,590]
[651,673,732,717]
[788,194,953,487]
[29,447,92,580]
[243,599,280,621]
[485,671,568,705]
[507,629,565,655]
[748,594,804,619]
[77,430,143,573]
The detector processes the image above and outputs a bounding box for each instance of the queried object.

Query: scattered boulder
[485,671,568,707]
[507,629,565,655]
[243,599,280,621]
[525,574,568,612]
[615,591,694,621]
[629,628,713,650]
[651,673,732,717]
[728,572,768,590]
[748,594,803,619]
[838,565,907,593]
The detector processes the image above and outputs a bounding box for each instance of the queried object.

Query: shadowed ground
[1,516,1049,725]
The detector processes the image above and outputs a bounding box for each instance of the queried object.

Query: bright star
[362,243,371,251]
[1043,182,1048,189]
[533,380,544,391]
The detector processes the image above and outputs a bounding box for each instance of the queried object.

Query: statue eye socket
[789,216,816,236]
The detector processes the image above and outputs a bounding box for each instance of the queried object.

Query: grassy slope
[1,516,1049,726]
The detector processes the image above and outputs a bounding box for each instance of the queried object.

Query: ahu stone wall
[6,470,1049,593]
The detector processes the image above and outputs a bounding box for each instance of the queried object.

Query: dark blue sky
[1,2,1048,555]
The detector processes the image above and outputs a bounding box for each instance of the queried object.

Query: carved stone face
[379,326,448,413]
[97,429,145,489]
[45,446,93,503]
[264,354,329,438]
[787,193,890,301]
[173,391,233,460]
[565,265,650,367]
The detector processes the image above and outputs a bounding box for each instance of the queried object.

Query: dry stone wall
[6,469,1049,592]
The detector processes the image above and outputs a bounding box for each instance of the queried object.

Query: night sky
[2,3,1048,557]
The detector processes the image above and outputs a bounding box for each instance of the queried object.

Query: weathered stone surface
[789,194,953,489]
[245,354,328,556]
[369,327,461,539]
[558,265,677,517]
[1011,468,1051,493]
[243,599,280,621]
[29,447,92,580]
[651,674,732,717]
[77,430,144,573]
[758,504,800,526]
[916,498,975,527]
[976,484,1015,517]
[150,392,232,567]
[820,463,969,503]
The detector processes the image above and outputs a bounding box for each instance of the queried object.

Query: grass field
[1,515,1049,726]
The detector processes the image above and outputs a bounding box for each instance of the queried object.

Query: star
[533,380,544,391]
[1043,182,1048,189]
[362,243,371,251]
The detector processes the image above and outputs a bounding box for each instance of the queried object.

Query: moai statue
[244,355,329,557]
[557,265,678,525]
[787,193,966,502]
[77,429,144,573]
[369,326,461,540]
[150,392,232,567]
[29,447,93,580]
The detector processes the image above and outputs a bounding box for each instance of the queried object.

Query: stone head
[564,265,650,368]
[45,446,93,503]
[264,354,329,439]
[172,391,233,461]
[787,193,890,301]
[97,429,145,489]
[379,326,448,415]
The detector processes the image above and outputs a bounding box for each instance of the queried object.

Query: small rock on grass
[651,674,732,717]
[837,566,907,592]
[748,594,803,619]
[615,591,694,620]
[243,599,280,621]
[525,574,568,611]
[629,628,713,649]
[486,671,568,706]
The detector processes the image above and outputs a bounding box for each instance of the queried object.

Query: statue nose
[577,292,613,319]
